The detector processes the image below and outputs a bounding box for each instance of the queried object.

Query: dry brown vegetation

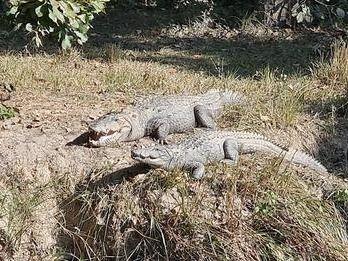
[0,8,348,261]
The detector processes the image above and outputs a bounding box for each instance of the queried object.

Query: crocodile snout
[132,150,152,160]
[131,150,139,158]
[131,150,145,159]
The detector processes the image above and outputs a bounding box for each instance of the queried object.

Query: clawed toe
[150,136,168,145]
[159,139,168,145]
[221,159,237,166]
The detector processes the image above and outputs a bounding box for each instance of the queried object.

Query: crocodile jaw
[88,130,119,147]
[87,112,133,146]
[88,126,131,147]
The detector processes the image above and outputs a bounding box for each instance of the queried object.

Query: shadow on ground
[83,8,332,78]
[0,7,336,78]
[57,162,152,259]
[123,35,323,77]
[88,163,152,189]
[309,93,348,235]
[307,94,348,178]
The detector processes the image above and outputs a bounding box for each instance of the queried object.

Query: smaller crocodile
[88,89,245,147]
[131,130,327,179]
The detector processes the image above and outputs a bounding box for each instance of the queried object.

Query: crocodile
[88,89,245,147]
[131,129,327,179]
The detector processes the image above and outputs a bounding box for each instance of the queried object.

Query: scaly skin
[131,129,327,179]
[88,89,245,147]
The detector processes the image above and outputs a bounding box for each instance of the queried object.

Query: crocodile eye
[149,153,157,159]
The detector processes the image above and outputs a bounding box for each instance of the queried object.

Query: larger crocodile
[88,89,244,147]
[131,129,327,179]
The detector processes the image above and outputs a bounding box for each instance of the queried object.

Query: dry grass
[313,41,348,91]
[0,170,59,260]
[58,159,348,260]
[0,9,348,261]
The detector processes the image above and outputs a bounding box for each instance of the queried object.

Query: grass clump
[0,172,57,260]
[58,159,348,260]
[220,69,310,137]
[333,189,348,204]
[314,41,348,90]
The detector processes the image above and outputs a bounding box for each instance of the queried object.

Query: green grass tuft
[0,104,15,120]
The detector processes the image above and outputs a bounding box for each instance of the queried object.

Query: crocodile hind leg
[194,105,216,129]
[190,162,205,179]
[222,139,239,165]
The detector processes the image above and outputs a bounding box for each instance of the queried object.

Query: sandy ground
[0,89,147,259]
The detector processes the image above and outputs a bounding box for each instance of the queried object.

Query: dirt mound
[0,90,138,260]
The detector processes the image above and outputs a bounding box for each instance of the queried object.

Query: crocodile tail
[284,149,328,174]
[220,89,246,105]
[237,133,327,174]
[202,89,246,105]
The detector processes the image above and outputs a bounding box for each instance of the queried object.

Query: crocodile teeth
[89,131,103,141]
[89,130,117,141]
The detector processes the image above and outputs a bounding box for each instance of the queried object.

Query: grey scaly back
[131,129,327,179]
[88,89,245,147]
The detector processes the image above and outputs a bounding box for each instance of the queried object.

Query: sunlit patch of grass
[313,41,348,91]
[220,69,310,135]
[0,172,57,259]
[57,156,348,259]
[0,51,238,99]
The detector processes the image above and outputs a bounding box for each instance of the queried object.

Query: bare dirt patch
[0,87,141,260]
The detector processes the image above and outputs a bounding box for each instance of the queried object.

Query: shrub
[6,0,109,49]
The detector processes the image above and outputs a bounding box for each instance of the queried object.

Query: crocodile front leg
[194,105,216,129]
[156,122,170,144]
[222,139,239,165]
[147,117,170,144]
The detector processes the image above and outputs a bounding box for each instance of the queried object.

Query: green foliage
[4,0,347,49]
[0,104,15,120]
[292,0,348,25]
[333,189,348,204]
[255,191,278,216]
[6,0,109,49]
